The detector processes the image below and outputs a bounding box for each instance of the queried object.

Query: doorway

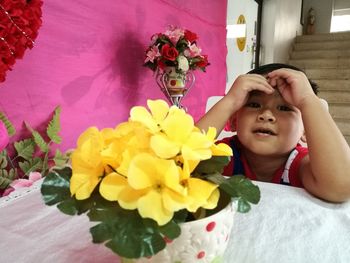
[226,0,262,92]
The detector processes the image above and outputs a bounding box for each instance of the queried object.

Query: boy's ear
[228,114,237,132]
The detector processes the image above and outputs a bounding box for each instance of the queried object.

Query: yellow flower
[127,153,188,225]
[129,99,170,134]
[206,127,233,156]
[150,107,213,163]
[70,127,105,200]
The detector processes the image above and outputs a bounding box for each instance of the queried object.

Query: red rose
[184,30,198,43]
[157,60,166,70]
[161,43,178,61]
[196,55,209,68]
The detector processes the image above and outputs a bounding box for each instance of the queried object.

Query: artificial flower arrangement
[0,0,43,82]
[41,99,260,260]
[144,26,209,73]
[0,107,70,196]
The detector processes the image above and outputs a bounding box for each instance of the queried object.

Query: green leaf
[0,112,15,136]
[193,156,230,175]
[14,139,35,160]
[32,130,48,152]
[18,157,43,175]
[47,106,62,144]
[237,199,251,213]
[0,150,8,169]
[53,149,70,167]
[0,168,17,189]
[220,175,260,203]
[40,167,97,215]
[158,219,181,240]
[89,206,166,259]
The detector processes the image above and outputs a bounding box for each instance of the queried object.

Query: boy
[196,63,350,202]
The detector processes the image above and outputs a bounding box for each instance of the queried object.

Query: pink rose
[0,121,9,151]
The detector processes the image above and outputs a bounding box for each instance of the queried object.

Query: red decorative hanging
[0,0,43,83]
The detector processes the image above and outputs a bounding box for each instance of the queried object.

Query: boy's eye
[246,102,261,108]
[278,105,292,111]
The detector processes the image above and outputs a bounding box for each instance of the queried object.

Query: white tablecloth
[1,180,350,263]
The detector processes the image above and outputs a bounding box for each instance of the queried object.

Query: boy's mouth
[253,128,277,136]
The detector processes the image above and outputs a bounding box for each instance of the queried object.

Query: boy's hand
[227,74,274,111]
[267,68,317,109]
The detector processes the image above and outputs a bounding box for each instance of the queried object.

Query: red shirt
[218,136,308,187]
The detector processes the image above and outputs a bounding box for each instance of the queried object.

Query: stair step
[296,32,350,43]
[311,79,350,91]
[305,68,350,80]
[293,40,350,51]
[289,58,350,69]
[328,104,350,120]
[319,90,350,103]
[290,49,350,59]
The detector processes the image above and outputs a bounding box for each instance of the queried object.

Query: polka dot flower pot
[121,198,236,263]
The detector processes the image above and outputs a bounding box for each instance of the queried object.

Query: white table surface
[1,180,350,263]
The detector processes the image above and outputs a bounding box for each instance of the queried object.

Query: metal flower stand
[155,67,195,110]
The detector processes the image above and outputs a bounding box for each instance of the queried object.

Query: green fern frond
[32,131,49,152]
[0,168,17,189]
[47,106,62,144]
[0,150,8,169]
[18,157,43,175]
[0,112,16,136]
[53,149,71,167]
[14,139,35,160]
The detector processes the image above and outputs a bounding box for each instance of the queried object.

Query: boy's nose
[257,110,276,122]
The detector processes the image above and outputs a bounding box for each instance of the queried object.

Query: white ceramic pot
[121,198,236,263]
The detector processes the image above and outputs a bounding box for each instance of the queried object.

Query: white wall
[303,0,333,33]
[260,0,303,64]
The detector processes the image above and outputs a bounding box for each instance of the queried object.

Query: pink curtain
[0,0,227,150]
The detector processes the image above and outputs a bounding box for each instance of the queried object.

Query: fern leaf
[14,139,35,160]
[0,150,8,169]
[0,112,16,136]
[0,169,17,189]
[47,106,62,144]
[18,157,43,175]
[53,149,71,167]
[32,131,49,152]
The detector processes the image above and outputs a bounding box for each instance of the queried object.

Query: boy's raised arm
[268,69,350,202]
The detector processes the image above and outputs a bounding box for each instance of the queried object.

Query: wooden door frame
[254,0,263,68]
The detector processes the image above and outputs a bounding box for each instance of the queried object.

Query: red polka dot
[170,80,177,86]
[163,236,173,244]
[197,251,205,259]
[206,221,216,232]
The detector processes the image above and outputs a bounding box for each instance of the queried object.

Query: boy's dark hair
[247,63,319,95]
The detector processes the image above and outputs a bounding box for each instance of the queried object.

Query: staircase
[289,31,350,145]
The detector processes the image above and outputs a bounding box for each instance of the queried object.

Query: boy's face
[235,90,304,156]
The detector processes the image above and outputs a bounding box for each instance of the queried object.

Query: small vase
[121,195,236,263]
[155,66,195,109]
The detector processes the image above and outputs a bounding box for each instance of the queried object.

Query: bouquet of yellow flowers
[41,99,260,259]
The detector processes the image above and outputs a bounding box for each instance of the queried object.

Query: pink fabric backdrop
[0,0,228,150]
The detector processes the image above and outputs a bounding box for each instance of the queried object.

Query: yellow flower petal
[137,190,173,225]
[150,134,180,159]
[211,142,233,156]
[118,186,147,210]
[99,172,128,201]
[186,178,219,212]
[147,99,169,123]
[162,188,188,212]
[206,127,217,141]
[201,188,220,209]
[162,108,194,142]
[130,106,158,133]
